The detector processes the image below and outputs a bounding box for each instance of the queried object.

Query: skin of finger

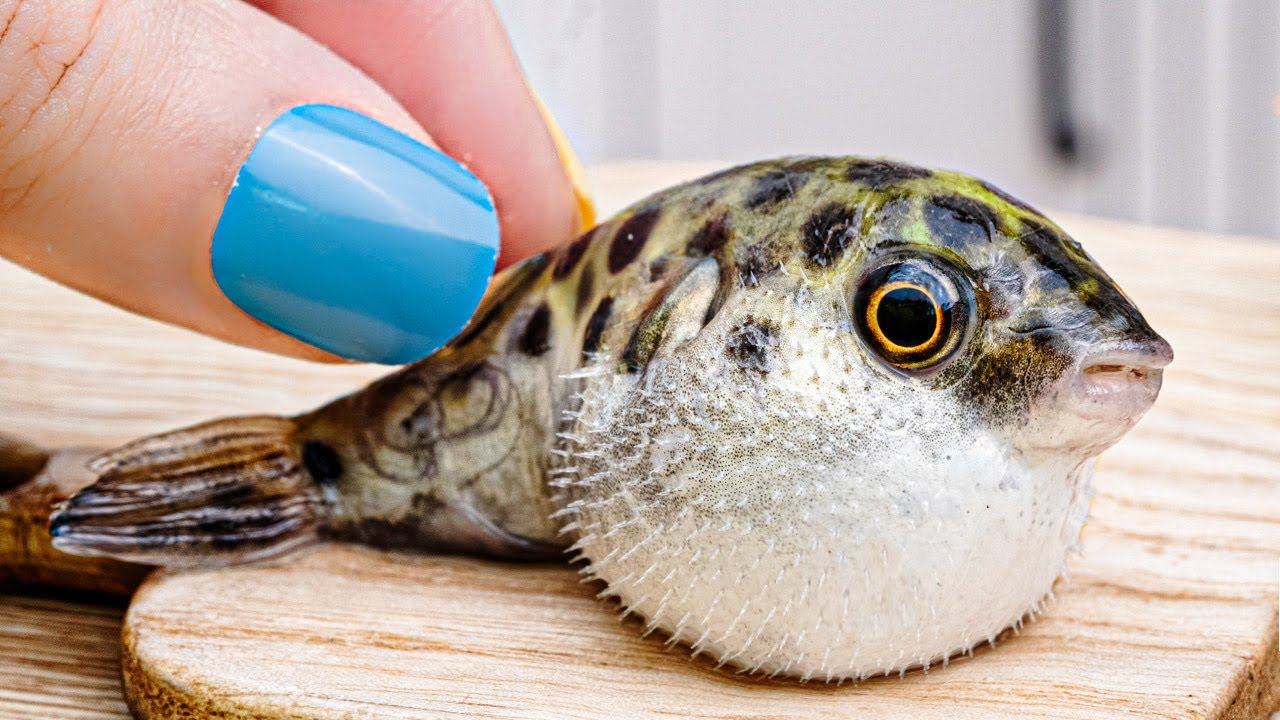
[0,0,445,362]
[251,0,582,269]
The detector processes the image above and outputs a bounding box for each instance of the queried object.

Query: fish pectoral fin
[49,416,326,568]
[441,500,564,561]
[621,257,721,372]
[353,497,564,561]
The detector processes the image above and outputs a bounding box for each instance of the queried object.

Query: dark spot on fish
[344,492,560,560]
[737,243,782,286]
[583,297,614,357]
[411,492,448,515]
[846,159,931,188]
[688,212,731,257]
[1019,219,1157,340]
[336,517,390,546]
[440,360,486,388]
[957,334,1072,421]
[609,207,661,273]
[787,156,835,174]
[384,387,445,481]
[620,297,665,374]
[621,259,719,373]
[620,340,646,374]
[575,264,596,316]
[449,253,548,349]
[301,440,343,485]
[802,203,858,268]
[1019,219,1099,295]
[647,255,670,282]
[449,296,506,349]
[747,169,808,209]
[726,316,777,374]
[394,387,443,440]
[981,180,1042,216]
[350,494,443,549]
[554,227,596,279]
[517,304,552,356]
[925,195,1000,250]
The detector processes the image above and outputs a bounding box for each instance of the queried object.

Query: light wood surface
[1,164,1278,719]
[0,593,129,720]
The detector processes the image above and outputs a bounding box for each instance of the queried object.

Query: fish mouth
[1066,336,1172,423]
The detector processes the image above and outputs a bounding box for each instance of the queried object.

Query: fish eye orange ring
[864,280,944,354]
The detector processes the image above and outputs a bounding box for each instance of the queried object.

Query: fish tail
[50,416,328,567]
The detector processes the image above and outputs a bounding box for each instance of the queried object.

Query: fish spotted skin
[49,156,1170,681]
[300,157,1151,549]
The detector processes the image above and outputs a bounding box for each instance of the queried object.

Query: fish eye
[852,259,972,374]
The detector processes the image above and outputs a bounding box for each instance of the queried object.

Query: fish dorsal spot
[621,258,721,373]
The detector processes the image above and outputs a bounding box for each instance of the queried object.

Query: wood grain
[1,163,1278,719]
[0,592,129,720]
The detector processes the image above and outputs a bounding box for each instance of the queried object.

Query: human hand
[0,0,592,364]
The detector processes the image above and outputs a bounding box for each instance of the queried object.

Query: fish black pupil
[877,287,936,348]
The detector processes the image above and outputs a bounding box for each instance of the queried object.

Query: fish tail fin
[50,416,328,567]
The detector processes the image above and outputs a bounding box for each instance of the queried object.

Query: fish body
[46,157,1171,680]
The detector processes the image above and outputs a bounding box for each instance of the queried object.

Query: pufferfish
[44,156,1171,681]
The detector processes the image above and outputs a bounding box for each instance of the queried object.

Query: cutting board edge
[1220,613,1279,720]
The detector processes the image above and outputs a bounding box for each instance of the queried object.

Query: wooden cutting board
[2,164,1278,719]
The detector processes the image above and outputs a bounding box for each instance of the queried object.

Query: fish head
[798,168,1174,465]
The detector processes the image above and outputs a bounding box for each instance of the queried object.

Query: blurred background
[494,0,1280,238]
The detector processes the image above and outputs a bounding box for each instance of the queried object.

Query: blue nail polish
[211,104,499,364]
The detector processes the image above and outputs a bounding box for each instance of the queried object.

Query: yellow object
[532,92,596,232]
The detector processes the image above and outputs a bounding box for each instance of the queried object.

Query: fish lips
[1028,335,1173,457]
[1067,337,1172,421]
[1011,331,1172,458]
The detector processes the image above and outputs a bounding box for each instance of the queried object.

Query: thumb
[0,0,529,364]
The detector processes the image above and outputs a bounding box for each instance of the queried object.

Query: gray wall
[495,0,1280,238]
